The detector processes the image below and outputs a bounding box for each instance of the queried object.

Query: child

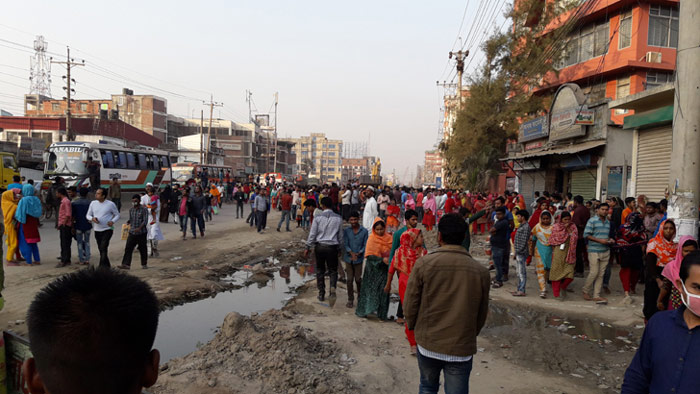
[385,199,400,233]
[512,209,531,297]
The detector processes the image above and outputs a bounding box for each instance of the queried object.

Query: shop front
[609,84,674,202]
[505,83,633,203]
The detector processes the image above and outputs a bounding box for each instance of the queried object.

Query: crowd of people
[3,173,699,393]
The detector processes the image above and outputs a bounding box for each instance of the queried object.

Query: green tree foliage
[440,0,579,190]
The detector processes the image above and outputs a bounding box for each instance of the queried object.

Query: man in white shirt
[292,187,301,227]
[86,188,120,268]
[362,187,378,230]
[341,186,352,221]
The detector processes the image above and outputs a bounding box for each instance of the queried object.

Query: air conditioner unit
[646,51,662,63]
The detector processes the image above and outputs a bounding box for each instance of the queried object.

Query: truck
[0,149,20,192]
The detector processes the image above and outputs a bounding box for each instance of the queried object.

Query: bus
[171,162,233,187]
[44,141,172,192]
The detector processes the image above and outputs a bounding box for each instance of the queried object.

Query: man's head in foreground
[24,267,161,394]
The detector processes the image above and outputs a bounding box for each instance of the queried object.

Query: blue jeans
[491,246,508,283]
[179,215,188,233]
[515,254,527,293]
[278,210,291,231]
[417,351,473,394]
[75,229,91,262]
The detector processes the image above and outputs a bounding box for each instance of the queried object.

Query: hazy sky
[0,0,508,183]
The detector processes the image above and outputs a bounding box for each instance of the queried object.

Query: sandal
[395,318,405,325]
[491,282,503,289]
[539,291,547,299]
[511,291,526,297]
[6,261,20,266]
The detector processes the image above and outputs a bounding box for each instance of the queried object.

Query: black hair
[438,213,467,245]
[95,187,106,196]
[28,179,34,185]
[132,194,141,201]
[534,191,540,197]
[320,196,333,209]
[598,202,609,209]
[495,206,506,214]
[349,211,360,219]
[565,192,572,199]
[647,202,658,210]
[680,250,700,282]
[495,196,505,204]
[404,209,418,221]
[660,199,668,209]
[625,197,635,206]
[683,239,699,249]
[543,191,551,197]
[516,209,530,220]
[372,220,386,230]
[573,195,584,204]
[540,211,552,219]
[458,207,469,217]
[560,211,571,220]
[305,199,317,208]
[56,187,67,197]
[79,187,89,197]
[27,268,159,394]
[12,175,20,182]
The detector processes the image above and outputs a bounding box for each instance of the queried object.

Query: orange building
[534,0,678,124]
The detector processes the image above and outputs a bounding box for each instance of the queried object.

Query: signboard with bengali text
[518,116,548,143]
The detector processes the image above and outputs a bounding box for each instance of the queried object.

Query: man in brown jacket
[403,213,490,394]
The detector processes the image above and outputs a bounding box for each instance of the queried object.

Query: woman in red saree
[384,228,427,354]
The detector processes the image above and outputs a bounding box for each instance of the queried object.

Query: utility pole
[448,50,468,100]
[199,110,204,164]
[273,92,279,173]
[51,47,84,141]
[203,95,223,164]
[668,0,700,238]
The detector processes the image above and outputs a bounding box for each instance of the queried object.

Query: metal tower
[29,36,52,97]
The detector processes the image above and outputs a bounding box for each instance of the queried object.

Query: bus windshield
[47,146,87,175]
[172,168,193,183]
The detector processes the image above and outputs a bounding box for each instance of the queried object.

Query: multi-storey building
[508,0,679,204]
[23,89,168,141]
[282,133,343,183]
[423,150,443,187]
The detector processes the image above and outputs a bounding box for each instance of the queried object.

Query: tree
[300,158,315,177]
[440,0,580,190]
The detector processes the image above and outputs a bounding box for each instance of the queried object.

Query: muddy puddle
[154,262,315,362]
[486,303,639,349]
[483,302,641,391]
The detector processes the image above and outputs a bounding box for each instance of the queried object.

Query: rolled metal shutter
[520,172,535,207]
[520,171,546,208]
[570,169,596,200]
[635,126,672,201]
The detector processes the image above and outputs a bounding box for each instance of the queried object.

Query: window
[117,152,127,169]
[646,71,674,89]
[102,151,115,168]
[137,154,147,170]
[558,20,609,68]
[328,159,335,164]
[582,81,607,103]
[146,155,156,170]
[126,153,136,169]
[328,144,335,148]
[616,76,631,114]
[328,152,335,156]
[161,156,170,168]
[648,5,679,48]
[619,11,632,49]
[3,155,16,170]
[52,103,60,111]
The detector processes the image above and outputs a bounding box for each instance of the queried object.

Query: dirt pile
[153,310,359,394]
